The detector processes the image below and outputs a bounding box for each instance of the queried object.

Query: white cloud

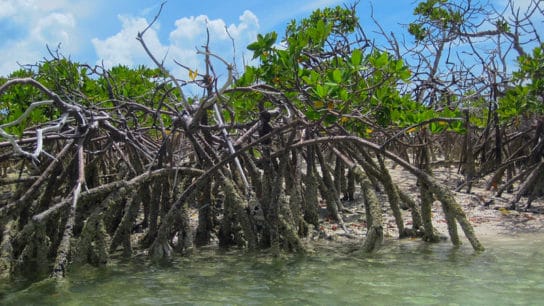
[31,12,76,45]
[168,10,259,68]
[0,1,17,19]
[169,10,258,42]
[93,10,260,95]
[0,40,37,76]
[0,0,96,75]
[170,15,210,41]
[229,10,260,41]
[92,15,166,68]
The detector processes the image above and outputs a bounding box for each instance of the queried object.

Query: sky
[0,0,417,79]
[0,0,538,82]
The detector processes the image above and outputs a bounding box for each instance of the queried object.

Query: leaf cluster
[237,5,464,136]
[1,59,175,136]
[499,43,544,121]
[409,0,463,41]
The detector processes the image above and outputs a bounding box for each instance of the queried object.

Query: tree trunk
[110,192,141,256]
[352,166,383,252]
[377,156,406,238]
[194,180,214,247]
[316,149,342,220]
[303,146,320,228]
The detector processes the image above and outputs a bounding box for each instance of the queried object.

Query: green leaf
[375,106,391,127]
[448,120,465,133]
[332,69,342,83]
[429,122,444,133]
[339,88,349,101]
[316,19,326,38]
[247,41,260,51]
[305,109,321,121]
[398,68,411,81]
[315,84,327,98]
[374,52,389,68]
[263,32,278,49]
[351,49,362,66]
[324,114,338,125]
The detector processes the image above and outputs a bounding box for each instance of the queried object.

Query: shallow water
[1,234,543,305]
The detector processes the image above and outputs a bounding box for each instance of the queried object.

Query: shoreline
[318,163,544,247]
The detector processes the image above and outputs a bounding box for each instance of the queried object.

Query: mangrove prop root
[223,178,258,250]
[281,191,306,252]
[0,220,16,279]
[73,208,109,266]
[173,202,193,255]
[377,157,406,238]
[194,181,214,247]
[510,159,544,209]
[51,144,85,279]
[303,146,320,228]
[0,139,75,222]
[109,194,139,256]
[352,165,384,252]
[51,205,75,279]
[420,181,441,243]
[315,149,342,220]
[397,187,423,233]
[294,136,484,251]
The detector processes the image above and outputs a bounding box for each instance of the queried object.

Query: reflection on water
[1,234,543,305]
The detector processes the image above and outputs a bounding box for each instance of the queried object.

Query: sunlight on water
[1,234,543,305]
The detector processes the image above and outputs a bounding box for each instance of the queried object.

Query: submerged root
[221,178,257,250]
[278,194,305,253]
[420,182,441,243]
[109,194,140,256]
[150,239,174,260]
[73,209,109,266]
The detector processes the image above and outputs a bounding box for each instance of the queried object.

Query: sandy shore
[319,163,544,244]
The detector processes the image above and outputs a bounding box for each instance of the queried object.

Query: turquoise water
[1,234,543,305]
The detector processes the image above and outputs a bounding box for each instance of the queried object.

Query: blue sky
[0,0,419,78]
[0,0,534,81]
